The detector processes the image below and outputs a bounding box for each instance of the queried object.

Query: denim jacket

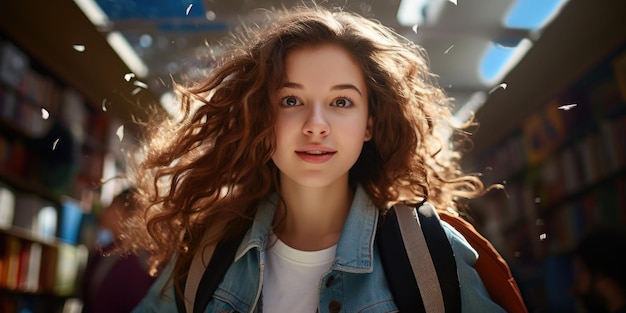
[133,186,506,313]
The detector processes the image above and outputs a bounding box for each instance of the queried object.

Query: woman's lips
[295,150,336,163]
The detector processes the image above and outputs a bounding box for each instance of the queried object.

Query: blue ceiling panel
[157,23,227,32]
[95,0,207,19]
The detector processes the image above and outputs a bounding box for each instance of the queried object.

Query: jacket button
[328,300,341,313]
[325,276,335,288]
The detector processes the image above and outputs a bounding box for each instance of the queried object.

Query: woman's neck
[275,179,354,251]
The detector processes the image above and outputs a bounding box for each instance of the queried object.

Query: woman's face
[271,43,373,189]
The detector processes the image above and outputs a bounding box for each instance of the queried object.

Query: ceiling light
[107,31,149,78]
[73,0,109,27]
[397,0,429,26]
[453,91,488,125]
[396,0,447,27]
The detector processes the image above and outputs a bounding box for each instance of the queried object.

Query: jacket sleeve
[440,221,507,313]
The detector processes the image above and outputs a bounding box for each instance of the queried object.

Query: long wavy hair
[119,5,485,288]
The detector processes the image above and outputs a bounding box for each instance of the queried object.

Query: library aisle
[0,1,161,312]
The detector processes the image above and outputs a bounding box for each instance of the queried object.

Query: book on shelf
[560,146,583,194]
[599,120,621,174]
[576,134,602,185]
[16,240,30,291]
[38,245,58,293]
[0,183,15,228]
[36,205,57,240]
[4,140,27,177]
[3,236,20,289]
[59,198,83,245]
[540,156,565,205]
[54,244,85,296]
[522,101,567,166]
[23,242,42,292]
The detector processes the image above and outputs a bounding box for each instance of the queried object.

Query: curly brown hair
[119,5,485,288]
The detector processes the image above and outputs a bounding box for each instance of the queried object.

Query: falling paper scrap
[41,108,49,120]
[72,45,85,52]
[489,83,507,94]
[134,80,148,89]
[558,103,577,110]
[52,138,60,150]
[116,125,124,141]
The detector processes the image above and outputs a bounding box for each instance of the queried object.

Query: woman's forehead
[282,44,365,87]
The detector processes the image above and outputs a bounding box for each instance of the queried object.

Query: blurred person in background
[571,226,626,313]
[80,188,157,313]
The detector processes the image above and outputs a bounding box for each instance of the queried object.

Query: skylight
[480,0,569,84]
[480,39,533,84]
[505,0,569,30]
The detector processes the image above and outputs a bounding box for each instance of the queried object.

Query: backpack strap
[176,232,245,313]
[377,202,461,313]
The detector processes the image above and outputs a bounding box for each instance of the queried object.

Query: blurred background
[0,0,625,312]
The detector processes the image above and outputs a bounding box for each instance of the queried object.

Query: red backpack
[439,209,528,313]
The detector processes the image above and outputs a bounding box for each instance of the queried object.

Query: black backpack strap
[175,232,246,312]
[415,203,461,313]
[377,207,427,312]
[377,202,461,313]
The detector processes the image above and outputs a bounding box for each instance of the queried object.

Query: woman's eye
[333,98,353,108]
[280,96,301,107]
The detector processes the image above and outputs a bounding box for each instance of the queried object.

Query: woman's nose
[303,104,330,136]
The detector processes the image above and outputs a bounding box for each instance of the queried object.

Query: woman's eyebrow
[281,82,303,90]
[331,84,362,96]
[280,82,363,96]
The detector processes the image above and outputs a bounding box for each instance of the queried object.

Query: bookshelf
[464,42,626,312]
[0,34,118,312]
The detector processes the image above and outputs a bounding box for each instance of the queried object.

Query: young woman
[121,5,508,313]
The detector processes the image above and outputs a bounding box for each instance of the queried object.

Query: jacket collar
[333,185,379,273]
[234,192,278,261]
[234,185,379,273]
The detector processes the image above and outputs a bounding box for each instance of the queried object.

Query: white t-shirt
[262,235,336,312]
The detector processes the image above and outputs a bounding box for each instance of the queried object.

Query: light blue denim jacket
[134,186,506,313]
